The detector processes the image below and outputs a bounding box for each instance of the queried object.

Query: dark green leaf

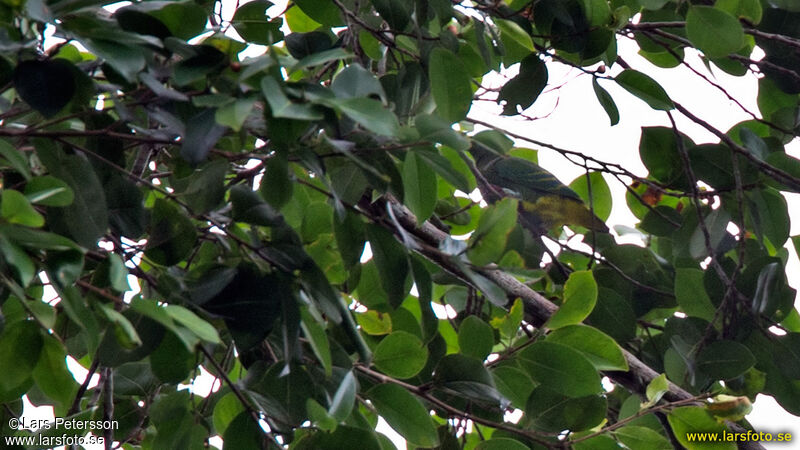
[517,341,602,397]
[232,0,283,45]
[458,315,494,361]
[497,54,548,115]
[526,385,607,432]
[371,0,412,30]
[686,6,744,59]
[181,109,228,164]
[366,225,409,308]
[668,407,734,450]
[592,77,620,125]
[696,340,756,380]
[223,412,265,450]
[615,69,674,110]
[402,151,438,223]
[675,268,716,321]
[546,324,628,371]
[615,425,673,450]
[0,321,43,396]
[328,371,357,421]
[285,31,334,59]
[13,59,76,117]
[429,47,473,123]
[367,383,440,447]
[24,176,74,207]
[475,438,530,450]
[144,199,197,266]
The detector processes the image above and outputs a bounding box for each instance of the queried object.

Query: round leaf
[517,342,602,397]
[686,6,744,59]
[458,315,495,361]
[373,331,428,379]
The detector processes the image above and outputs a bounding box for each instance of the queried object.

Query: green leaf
[546,270,598,329]
[458,315,494,361]
[260,151,294,209]
[587,287,636,343]
[475,438,530,450]
[356,310,393,335]
[331,63,386,102]
[415,114,471,153]
[34,142,109,248]
[334,97,401,137]
[546,324,628,371]
[181,108,228,164]
[300,307,332,376]
[638,0,671,9]
[13,59,76,117]
[645,373,670,406]
[213,392,245,437]
[306,398,337,431]
[668,407,736,450]
[686,6,744,59]
[592,78,620,126]
[433,354,506,405]
[402,151,438,223]
[0,139,31,179]
[517,342,602,397]
[329,371,357,421]
[144,199,197,266]
[696,340,756,380]
[752,262,783,318]
[285,31,334,59]
[1,190,44,227]
[496,19,534,64]
[367,383,440,447]
[468,198,518,266]
[262,76,323,120]
[615,425,673,450]
[215,98,257,131]
[416,148,471,192]
[97,303,142,349]
[526,385,607,432]
[497,53,548,115]
[150,330,194,383]
[32,335,77,410]
[231,0,283,45]
[0,321,43,397]
[164,304,221,344]
[83,39,146,82]
[366,225,409,308]
[373,331,428,379]
[370,0,412,30]
[429,47,473,123]
[223,412,265,450]
[292,0,343,26]
[491,365,534,409]
[24,176,74,207]
[0,236,35,287]
[689,207,731,259]
[568,171,612,221]
[615,69,674,110]
[675,268,716,321]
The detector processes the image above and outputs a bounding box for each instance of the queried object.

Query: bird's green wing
[483,156,582,202]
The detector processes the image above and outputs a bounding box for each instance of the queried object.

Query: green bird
[469,142,609,234]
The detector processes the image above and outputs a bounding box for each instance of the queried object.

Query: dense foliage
[0,0,799,448]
